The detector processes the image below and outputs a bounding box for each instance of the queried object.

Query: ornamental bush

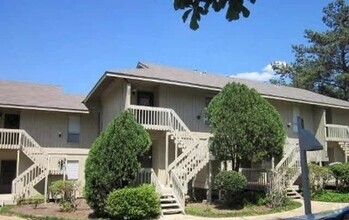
[329,162,349,190]
[308,163,332,192]
[208,82,285,171]
[214,170,247,205]
[84,111,151,215]
[105,184,160,220]
[49,180,79,212]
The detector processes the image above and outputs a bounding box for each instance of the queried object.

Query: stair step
[161,193,174,198]
[162,208,183,214]
[161,203,179,208]
[160,198,177,202]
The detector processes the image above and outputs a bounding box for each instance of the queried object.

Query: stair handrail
[19,130,49,167]
[170,170,185,212]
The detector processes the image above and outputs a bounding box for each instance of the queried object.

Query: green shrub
[16,194,44,208]
[105,184,160,220]
[85,111,151,215]
[265,190,287,208]
[214,170,247,205]
[49,180,78,212]
[329,162,349,190]
[312,190,349,202]
[308,163,332,192]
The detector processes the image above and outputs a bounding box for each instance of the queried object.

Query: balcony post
[125,82,131,110]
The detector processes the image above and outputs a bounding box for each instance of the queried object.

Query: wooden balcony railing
[325,124,349,141]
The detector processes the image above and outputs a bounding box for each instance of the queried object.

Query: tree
[84,110,151,215]
[272,0,349,101]
[174,0,256,30]
[207,82,285,171]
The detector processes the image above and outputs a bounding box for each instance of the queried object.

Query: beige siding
[331,108,349,126]
[158,85,217,133]
[100,79,126,130]
[20,110,98,149]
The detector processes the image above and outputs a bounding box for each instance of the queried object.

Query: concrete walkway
[0,215,23,220]
[162,200,349,220]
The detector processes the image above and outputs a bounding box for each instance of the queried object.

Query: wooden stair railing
[273,141,301,193]
[12,130,49,199]
[129,105,210,207]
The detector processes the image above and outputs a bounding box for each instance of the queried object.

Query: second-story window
[68,115,80,143]
[292,106,300,133]
[204,97,213,125]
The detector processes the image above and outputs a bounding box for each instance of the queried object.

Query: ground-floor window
[66,160,79,181]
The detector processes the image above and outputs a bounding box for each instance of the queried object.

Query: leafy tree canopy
[84,110,151,215]
[208,82,285,171]
[272,0,349,101]
[174,0,256,30]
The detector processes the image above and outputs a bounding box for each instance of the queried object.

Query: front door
[0,160,16,193]
[137,91,154,106]
[4,114,20,129]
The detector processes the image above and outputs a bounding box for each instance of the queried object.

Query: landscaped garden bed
[186,199,301,218]
[0,199,92,220]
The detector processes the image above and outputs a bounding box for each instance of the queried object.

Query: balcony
[325,124,349,142]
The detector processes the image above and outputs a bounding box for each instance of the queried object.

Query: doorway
[4,114,20,129]
[0,160,16,193]
[137,91,154,107]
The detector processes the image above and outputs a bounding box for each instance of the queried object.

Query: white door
[66,160,79,180]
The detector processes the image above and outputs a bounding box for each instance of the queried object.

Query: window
[68,115,80,143]
[66,160,79,180]
[292,107,300,133]
[204,97,213,125]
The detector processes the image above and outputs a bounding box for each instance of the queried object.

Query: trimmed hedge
[329,163,349,189]
[214,170,247,205]
[215,170,247,193]
[105,184,160,220]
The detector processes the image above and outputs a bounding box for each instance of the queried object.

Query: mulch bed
[12,199,93,220]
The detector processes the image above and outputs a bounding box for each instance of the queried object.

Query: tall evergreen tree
[272,0,349,101]
[84,111,151,215]
[207,82,285,171]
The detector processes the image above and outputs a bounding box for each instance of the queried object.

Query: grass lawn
[312,190,349,202]
[185,200,301,218]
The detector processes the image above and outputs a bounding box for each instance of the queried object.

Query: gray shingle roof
[104,62,349,109]
[0,80,88,113]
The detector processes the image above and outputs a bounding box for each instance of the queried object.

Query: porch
[325,124,349,162]
[0,128,68,200]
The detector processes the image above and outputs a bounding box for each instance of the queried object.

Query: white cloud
[232,61,286,82]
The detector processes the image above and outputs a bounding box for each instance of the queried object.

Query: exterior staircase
[0,128,66,202]
[12,130,49,199]
[130,105,210,213]
[326,124,349,162]
[338,141,349,162]
[160,193,183,215]
[273,140,302,199]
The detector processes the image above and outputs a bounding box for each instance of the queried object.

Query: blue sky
[0,0,336,94]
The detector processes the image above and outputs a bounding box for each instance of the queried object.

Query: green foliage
[84,110,151,215]
[105,184,160,220]
[272,0,349,101]
[308,163,333,192]
[312,190,349,202]
[214,171,247,205]
[49,180,78,212]
[185,200,301,217]
[208,82,285,170]
[174,0,256,30]
[329,162,349,190]
[16,195,44,209]
[265,190,288,208]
